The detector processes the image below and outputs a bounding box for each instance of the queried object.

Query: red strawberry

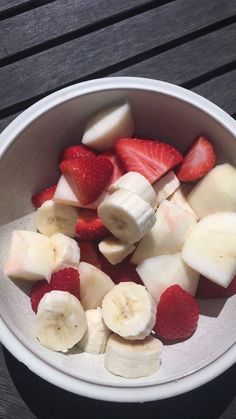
[197,275,236,299]
[32,184,57,208]
[101,255,142,285]
[154,284,199,340]
[100,149,126,184]
[30,280,50,313]
[59,144,96,162]
[59,155,113,205]
[76,209,109,240]
[176,136,216,182]
[115,138,183,184]
[50,267,80,300]
[79,240,102,269]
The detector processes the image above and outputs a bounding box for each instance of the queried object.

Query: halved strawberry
[59,144,96,162]
[76,209,109,240]
[50,267,80,300]
[32,184,57,208]
[30,280,50,313]
[115,138,183,184]
[79,240,102,269]
[59,155,113,205]
[176,136,216,182]
[197,275,236,299]
[100,149,126,184]
[100,255,142,285]
[154,284,199,340]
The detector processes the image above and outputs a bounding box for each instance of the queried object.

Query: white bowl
[0,77,235,402]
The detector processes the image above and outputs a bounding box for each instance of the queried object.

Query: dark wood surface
[0,1,235,418]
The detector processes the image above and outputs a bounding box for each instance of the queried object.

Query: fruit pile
[4,100,236,379]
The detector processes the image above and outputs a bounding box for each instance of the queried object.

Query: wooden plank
[111,24,236,85]
[193,69,236,116]
[0,0,32,13]
[0,0,153,60]
[0,0,235,112]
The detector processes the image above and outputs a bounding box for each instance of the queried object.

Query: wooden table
[0,1,235,418]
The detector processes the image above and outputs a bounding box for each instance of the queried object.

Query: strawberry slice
[59,155,113,205]
[197,275,236,299]
[30,280,50,313]
[176,136,216,182]
[101,255,143,285]
[100,149,126,184]
[32,184,57,208]
[79,240,102,269]
[115,138,183,184]
[59,144,96,162]
[50,267,80,300]
[76,209,109,240]
[154,284,199,340]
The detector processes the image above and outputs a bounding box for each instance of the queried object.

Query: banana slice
[108,171,157,207]
[102,282,156,340]
[98,236,135,265]
[36,200,78,237]
[105,334,162,378]
[36,290,87,352]
[79,307,111,354]
[82,101,134,151]
[50,233,80,272]
[4,230,54,281]
[153,171,180,205]
[97,189,156,243]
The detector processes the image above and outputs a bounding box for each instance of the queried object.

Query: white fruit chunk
[108,171,157,207]
[98,236,135,265]
[54,175,107,209]
[187,164,236,218]
[102,282,156,340]
[136,253,199,304]
[169,185,198,219]
[36,200,78,237]
[4,230,54,281]
[50,233,80,272]
[79,308,111,354]
[36,290,87,352]
[98,189,156,244]
[82,101,134,151]
[79,262,114,310]
[182,212,236,287]
[131,200,197,265]
[153,171,180,205]
[105,334,162,378]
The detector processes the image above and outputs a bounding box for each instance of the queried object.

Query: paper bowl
[0,77,235,402]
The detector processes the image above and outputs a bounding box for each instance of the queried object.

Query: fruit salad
[4,100,236,379]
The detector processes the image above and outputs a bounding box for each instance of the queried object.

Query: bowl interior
[0,84,235,397]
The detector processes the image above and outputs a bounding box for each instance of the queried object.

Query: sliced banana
[97,189,156,244]
[98,236,135,265]
[79,307,111,354]
[36,290,87,352]
[36,200,78,237]
[102,282,156,340]
[4,230,54,281]
[105,334,162,378]
[108,171,157,207]
[153,171,180,205]
[82,101,134,151]
[50,233,80,272]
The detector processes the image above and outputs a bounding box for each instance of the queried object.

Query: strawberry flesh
[76,209,109,240]
[32,184,57,208]
[59,144,96,162]
[154,284,199,340]
[79,240,102,269]
[30,280,50,313]
[197,275,236,299]
[176,136,216,182]
[100,255,143,285]
[115,137,183,184]
[100,149,126,185]
[59,155,113,205]
[50,267,80,300]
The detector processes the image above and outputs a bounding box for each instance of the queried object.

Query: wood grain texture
[0,0,33,12]
[0,0,235,111]
[0,0,154,60]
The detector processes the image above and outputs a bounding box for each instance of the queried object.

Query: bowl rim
[0,76,235,402]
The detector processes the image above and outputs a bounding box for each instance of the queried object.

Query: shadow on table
[3,346,236,419]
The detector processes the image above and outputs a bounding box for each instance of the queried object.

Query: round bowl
[0,77,235,402]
